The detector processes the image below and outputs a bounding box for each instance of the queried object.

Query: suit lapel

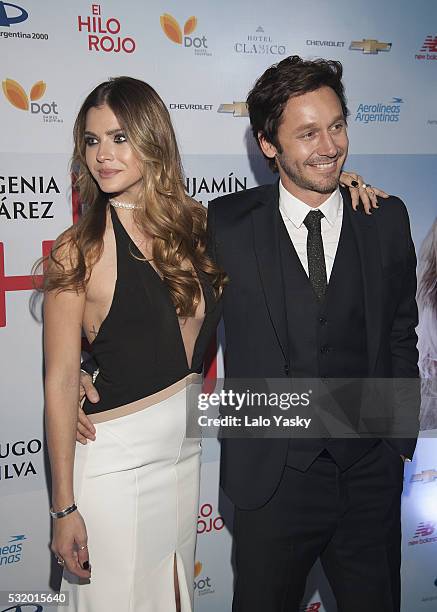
[341,188,382,374]
[251,183,289,362]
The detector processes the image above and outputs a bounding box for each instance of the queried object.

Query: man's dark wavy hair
[247,55,349,170]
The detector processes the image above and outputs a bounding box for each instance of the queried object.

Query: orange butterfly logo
[160,13,197,44]
[2,78,46,111]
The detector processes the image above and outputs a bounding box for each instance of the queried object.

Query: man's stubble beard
[276,152,345,195]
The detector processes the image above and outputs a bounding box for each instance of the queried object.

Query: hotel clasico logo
[234,25,287,56]
[160,13,210,55]
[350,38,391,54]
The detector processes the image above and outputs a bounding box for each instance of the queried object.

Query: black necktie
[303,210,327,300]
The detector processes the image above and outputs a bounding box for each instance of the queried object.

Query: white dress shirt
[278,180,343,281]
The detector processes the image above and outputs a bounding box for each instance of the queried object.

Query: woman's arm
[340,170,389,213]
[44,243,91,578]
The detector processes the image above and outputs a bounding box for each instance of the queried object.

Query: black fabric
[279,208,376,471]
[208,183,419,510]
[82,206,221,414]
[303,210,327,300]
[232,441,404,612]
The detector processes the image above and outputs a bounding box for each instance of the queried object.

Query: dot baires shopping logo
[160,13,210,55]
[160,14,196,44]
[2,78,62,122]
[2,78,45,110]
[193,561,215,596]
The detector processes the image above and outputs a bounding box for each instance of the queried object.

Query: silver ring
[79,544,88,551]
[362,183,372,190]
[55,555,65,566]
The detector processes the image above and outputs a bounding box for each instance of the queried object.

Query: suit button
[320,345,331,354]
[284,364,290,375]
[319,317,327,326]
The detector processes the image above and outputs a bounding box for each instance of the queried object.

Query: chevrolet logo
[350,39,392,54]
[217,102,248,117]
[410,469,437,484]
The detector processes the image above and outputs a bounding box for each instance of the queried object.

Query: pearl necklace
[109,198,140,210]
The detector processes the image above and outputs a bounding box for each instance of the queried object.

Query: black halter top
[82,206,221,415]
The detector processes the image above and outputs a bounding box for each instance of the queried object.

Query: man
[80,57,419,611]
[206,56,418,611]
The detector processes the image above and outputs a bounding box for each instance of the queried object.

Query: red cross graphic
[0,176,82,328]
[0,240,53,327]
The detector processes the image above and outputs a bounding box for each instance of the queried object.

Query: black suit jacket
[208,183,419,510]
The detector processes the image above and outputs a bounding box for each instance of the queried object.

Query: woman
[44,76,386,611]
[44,77,225,611]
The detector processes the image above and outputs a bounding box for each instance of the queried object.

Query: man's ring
[55,555,65,566]
[362,183,371,190]
[79,544,88,550]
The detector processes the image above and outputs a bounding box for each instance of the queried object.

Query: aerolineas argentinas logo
[160,13,210,55]
[2,78,62,122]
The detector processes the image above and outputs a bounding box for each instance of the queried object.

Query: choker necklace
[109,198,140,210]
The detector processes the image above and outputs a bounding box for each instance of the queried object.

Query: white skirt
[60,373,202,612]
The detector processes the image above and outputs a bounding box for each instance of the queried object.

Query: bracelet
[50,502,77,519]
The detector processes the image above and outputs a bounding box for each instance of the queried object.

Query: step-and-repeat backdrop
[1,1,436,610]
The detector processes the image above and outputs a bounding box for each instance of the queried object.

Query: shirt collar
[279,180,342,228]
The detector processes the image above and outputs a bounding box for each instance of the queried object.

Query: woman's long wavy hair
[43,77,226,316]
[417,219,437,312]
[417,219,437,380]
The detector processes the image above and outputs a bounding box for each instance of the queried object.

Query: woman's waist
[83,372,203,423]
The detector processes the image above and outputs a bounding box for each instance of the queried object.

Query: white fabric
[279,181,343,280]
[60,379,202,612]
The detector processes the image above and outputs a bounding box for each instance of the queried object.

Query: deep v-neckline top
[110,207,207,370]
[82,205,218,415]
